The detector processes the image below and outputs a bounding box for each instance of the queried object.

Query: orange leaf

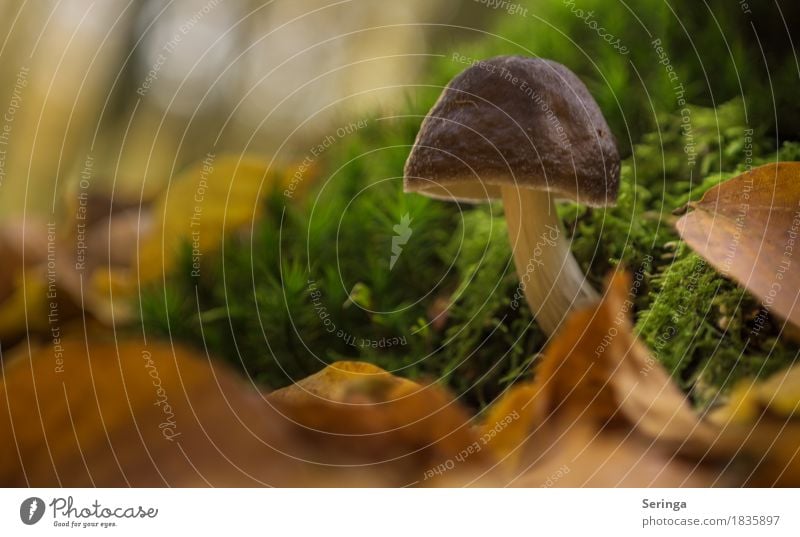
[0,337,304,486]
[482,272,726,486]
[0,341,490,486]
[267,361,419,404]
[676,162,800,328]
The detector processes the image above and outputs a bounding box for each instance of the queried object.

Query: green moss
[635,246,797,407]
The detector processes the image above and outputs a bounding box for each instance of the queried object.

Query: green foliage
[636,245,796,407]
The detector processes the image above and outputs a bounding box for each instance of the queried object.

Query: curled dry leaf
[481,272,726,486]
[676,162,800,328]
[267,362,493,486]
[267,361,420,404]
[0,341,489,486]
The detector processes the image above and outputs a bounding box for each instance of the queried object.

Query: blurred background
[1,0,797,215]
[0,0,800,215]
[0,0,492,215]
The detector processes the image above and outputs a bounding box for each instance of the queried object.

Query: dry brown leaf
[0,336,307,486]
[267,361,420,404]
[268,362,494,486]
[481,271,800,486]
[0,339,491,487]
[676,162,800,328]
[481,272,730,486]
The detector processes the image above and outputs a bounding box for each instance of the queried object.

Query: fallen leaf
[708,365,800,486]
[481,272,732,486]
[268,361,494,486]
[267,361,420,404]
[134,155,266,284]
[712,364,800,423]
[0,336,302,486]
[676,162,800,328]
[0,339,490,487]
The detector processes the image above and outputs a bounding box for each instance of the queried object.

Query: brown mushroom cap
[404,56,620,207]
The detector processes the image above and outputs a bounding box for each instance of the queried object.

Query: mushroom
[404,56,620,335]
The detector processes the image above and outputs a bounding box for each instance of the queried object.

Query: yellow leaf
[482,272,720,484]
[268,361,420,404]
[712,365,800,423]
[137,154,269,283]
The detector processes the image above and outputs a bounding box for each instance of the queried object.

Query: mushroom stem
[501,185,598,335]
